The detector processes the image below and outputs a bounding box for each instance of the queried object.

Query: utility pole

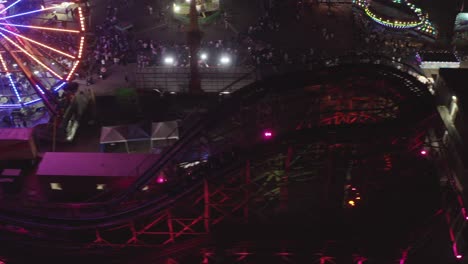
[187,0,203,93]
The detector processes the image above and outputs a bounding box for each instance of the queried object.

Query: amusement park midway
[82,0,466,97]
[0,0,468,263]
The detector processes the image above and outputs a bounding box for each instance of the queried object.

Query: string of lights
[353,0,437,36]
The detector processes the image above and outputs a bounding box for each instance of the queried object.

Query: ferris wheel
[0,0,86,114]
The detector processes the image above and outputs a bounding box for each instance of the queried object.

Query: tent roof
[100,124,151,144]
[151,121,179,140]
[100,121,179,144]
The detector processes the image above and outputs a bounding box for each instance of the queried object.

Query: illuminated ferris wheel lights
[0,22,80,33]
[0,2,87,109]
[0,52,8,71]
[66,61,80,81]
[54,82,66,92]
[35,85,45,95]
[0,27,76,59]
[0,32,63,79]
[0,0,22,15]
[0,52,21,103]
[0,6,58,20]
[78,7,85,31]
[77,36,85,59]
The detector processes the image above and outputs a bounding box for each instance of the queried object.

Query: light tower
[187,0,203,93]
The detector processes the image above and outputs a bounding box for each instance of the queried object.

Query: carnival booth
[0,128,38,163]
[37,152,160,202]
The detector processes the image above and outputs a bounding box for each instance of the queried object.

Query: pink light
[263,130,273,139]
[156,176,166,184]
[457,255,463,259]
[0,32,63,79]
[420,150,427,155]
[0,27,75,59]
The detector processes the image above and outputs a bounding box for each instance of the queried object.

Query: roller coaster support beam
[204,179,210,232]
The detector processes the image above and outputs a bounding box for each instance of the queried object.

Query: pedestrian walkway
[77,64,137,96]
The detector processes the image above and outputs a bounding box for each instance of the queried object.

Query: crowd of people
[82,0,439,80]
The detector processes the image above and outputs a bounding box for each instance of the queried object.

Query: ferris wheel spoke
[0,0,22,15]
[0,32,63,80]
[0,22,80,33]
[0,6,58,20]
[0,52,22,103]
[0,27,75,59]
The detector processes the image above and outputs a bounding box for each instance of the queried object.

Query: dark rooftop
[419,52,459,62]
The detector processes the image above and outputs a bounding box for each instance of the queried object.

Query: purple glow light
[156,176,166,184]
[263,130,273,139]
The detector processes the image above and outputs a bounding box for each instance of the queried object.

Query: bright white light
[220,55,231,65]
[200,53,208,60]
[33,70,39,75]
[186,0,191,2]
[164,57,174,65]
[452,96,457,101]
[173,4,181,12]
[50,183,62,190]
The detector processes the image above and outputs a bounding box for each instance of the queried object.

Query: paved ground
[54,0,465,154]
[85,0,356,96]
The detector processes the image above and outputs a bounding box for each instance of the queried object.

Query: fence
[135,66,258,93]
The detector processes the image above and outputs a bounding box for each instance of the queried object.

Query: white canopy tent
[150,121,179,148]
[100,124,150,153]
[100,121,179,153]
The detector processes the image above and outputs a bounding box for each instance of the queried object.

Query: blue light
[1,6,55,20]
[7,74,21,102]
[54,82,66,91]
[35,85,45,94]
[24,98,41,106]
[0,103,21,108]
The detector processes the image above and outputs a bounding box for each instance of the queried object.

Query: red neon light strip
[0,32,63,79]
[0,27,75,59]
[0,23,80,33]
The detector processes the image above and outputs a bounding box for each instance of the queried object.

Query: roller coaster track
[0,56,437,245]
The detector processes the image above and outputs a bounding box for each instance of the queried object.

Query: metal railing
[135,66,258,93]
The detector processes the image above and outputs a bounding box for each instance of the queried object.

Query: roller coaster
[0,56,460,263]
